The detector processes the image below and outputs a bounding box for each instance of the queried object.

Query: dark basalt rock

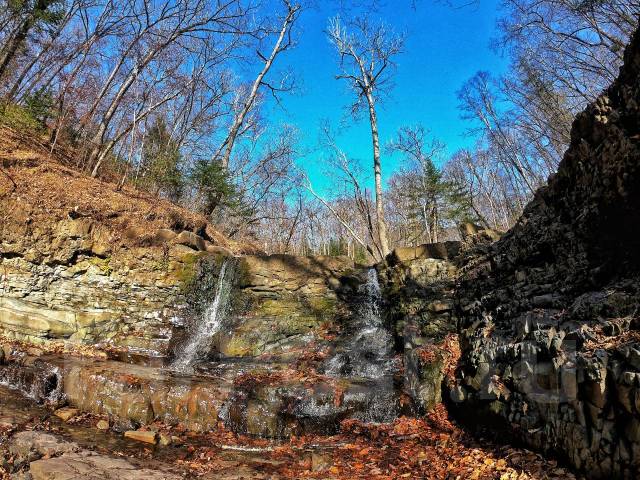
[452,23,640,479]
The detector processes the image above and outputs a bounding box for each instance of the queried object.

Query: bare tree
[84,0,250,177]
[301,172,379,261]
[498,0,637,107]
[327,14,404,258]
[0,0,65,85]
[214,0,301,170]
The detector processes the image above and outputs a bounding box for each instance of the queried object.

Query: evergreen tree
[400,159,472,242]
[23,87,53,128]
[191,158,251,221]
[389,126,474,242]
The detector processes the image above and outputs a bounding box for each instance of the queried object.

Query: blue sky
[266,0,509,194]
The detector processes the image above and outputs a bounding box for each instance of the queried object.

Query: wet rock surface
[213,254,356,360]
[0,385,290,479]
[0,383,580,479]
[0,349,400,438]
[0,248,403,441]
[452,26,640,479]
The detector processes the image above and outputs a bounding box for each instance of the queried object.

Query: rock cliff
[0,130,257,354]
[453,23,640,479]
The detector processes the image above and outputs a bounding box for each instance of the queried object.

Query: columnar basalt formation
[453,25,640,479]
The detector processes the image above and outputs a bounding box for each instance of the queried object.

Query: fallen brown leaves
[164,404,580,479]
[0,125,257,253]
[1,379,581,480]
[584,325,640,354]
[440,334,462,381]
[414,333,461,381]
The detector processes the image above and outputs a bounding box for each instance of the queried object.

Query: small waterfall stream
[172,258,234,371]
[325,267,394,379]
[294,266,399,425]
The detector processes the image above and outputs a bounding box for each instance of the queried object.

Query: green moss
[173,252,202,291]
[307,296,338,316]
[233,258,252,287]
[221,335,256,357]
[252,296,337,323]
[489,400,507,416]
[89,256,112,275]
[150,255,169,272]
[0,102,43,132]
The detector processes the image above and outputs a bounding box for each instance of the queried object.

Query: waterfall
[325,267,394,379]
[172,258,234,371]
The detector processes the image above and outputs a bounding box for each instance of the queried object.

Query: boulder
[386,241,460,265]
[28,451,181,480]
[54,407,79,422]
[153,228,177,244]
[172,230,206,251]
[124,430,157,444]
[205,244,234,256]
[10,431,79,462]
[96,419,109,430]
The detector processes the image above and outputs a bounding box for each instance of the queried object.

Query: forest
[1,0,635,262]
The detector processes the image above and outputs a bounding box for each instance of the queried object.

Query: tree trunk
[365,89,390,258]
[0,22,32,84]
[0,0,53,84]
[432,204,439,243]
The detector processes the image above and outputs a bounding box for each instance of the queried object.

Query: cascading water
[0,360,63,405]
[307,267,399,424]
[172,258,235,371]
[325,267,395,379]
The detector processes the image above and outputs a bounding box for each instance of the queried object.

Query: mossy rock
[168,250,230,294]
[88,256,112,275]
[219,313,324,357]
[252,296,338,321]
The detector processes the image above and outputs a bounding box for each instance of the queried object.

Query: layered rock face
[0,215,232,354]
[378,241,461,412]
[453,26,640,478]
[0,158,386,438]
[0,205,353,359]
[217,254,355,359]
[0,140,253,355]
[0,250,386,438]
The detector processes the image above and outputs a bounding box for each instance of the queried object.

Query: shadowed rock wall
[378,242,461,412]
[453,22,640,479]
